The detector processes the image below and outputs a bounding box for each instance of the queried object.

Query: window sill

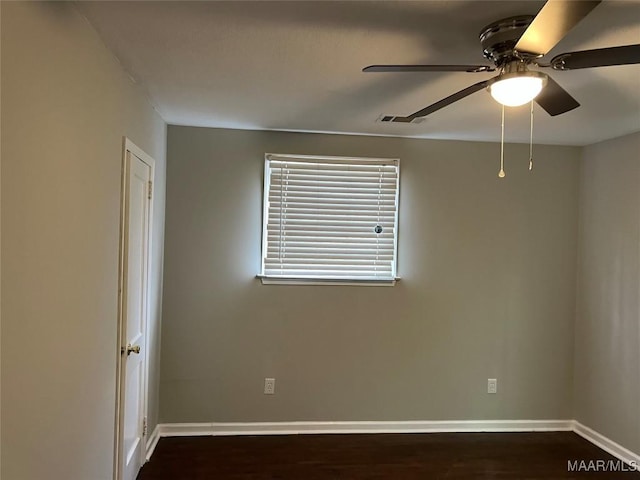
[256,275,399,286]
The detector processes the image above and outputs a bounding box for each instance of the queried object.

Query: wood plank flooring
[137,432,640,479]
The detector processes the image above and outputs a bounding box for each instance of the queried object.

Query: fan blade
[515,0,601,56]
[391,79,491,122]
[363,65,494,73]
[551,44,640,70]
[535,76,579,116]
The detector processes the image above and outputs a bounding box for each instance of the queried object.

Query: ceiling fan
[364,0,640,122]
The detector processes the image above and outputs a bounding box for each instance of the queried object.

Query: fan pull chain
[498,104,506,178]
[529,100,534,171]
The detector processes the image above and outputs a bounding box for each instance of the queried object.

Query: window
[260,153,400,285]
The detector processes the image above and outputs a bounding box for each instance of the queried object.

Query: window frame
[258,153,400,286]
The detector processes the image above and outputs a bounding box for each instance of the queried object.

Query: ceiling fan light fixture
[488,71,548,107]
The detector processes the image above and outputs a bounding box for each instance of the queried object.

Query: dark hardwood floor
[138,432,640,479]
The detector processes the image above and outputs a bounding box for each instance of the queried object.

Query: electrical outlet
[488,378,497,394]
[264,377,275,395]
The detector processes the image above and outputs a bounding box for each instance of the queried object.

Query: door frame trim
[114,137,156,480]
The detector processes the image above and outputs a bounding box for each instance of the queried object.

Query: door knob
[125,344,141,356]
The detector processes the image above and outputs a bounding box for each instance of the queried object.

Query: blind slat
[265,224,392,233]
[267,254,395,259]
[267,237,395,244]
[269,207,397,215]
[267,198,397,207]
[262,271,394,279]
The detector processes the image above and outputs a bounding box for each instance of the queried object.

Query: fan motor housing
[479,15,536,66]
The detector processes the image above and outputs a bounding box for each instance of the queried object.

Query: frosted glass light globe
[489,73,547,107]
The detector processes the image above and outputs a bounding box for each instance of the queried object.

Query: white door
[118,149,152,480]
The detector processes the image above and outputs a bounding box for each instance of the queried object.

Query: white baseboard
[157,419,572,438]
[146,419,639,471]
[573,421,640,469]
[145,424,161,462]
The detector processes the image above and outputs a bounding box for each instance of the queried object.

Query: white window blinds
[261,154,399,282]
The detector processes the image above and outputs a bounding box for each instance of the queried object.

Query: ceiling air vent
[377,114,426,124]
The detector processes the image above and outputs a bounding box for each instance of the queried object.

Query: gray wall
[1,3,166,479]
[161,126,580,423]
[574,131,640,454]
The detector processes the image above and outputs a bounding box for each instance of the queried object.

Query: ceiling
[77,1,640,145]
